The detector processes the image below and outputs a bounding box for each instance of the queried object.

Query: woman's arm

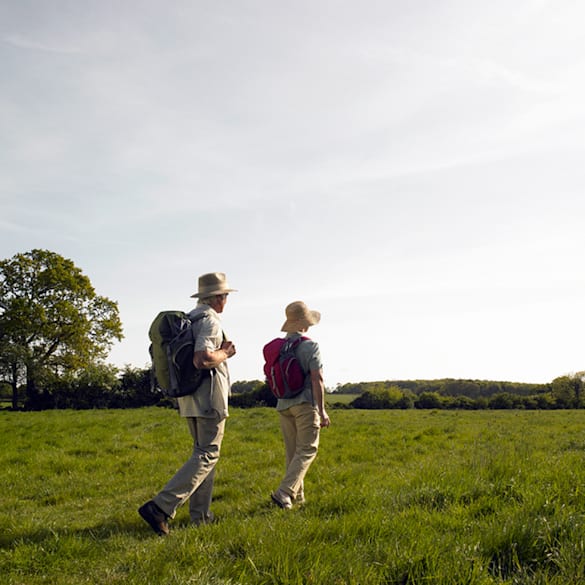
[311,368,330,427]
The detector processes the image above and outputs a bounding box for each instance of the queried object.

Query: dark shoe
[271,489,293,510]
[138,500,170,536]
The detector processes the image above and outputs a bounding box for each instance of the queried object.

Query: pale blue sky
[2,0,584,386]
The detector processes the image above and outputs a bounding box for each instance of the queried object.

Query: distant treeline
[335,379,549,398]
[334,377,584,410]
[1,366,583,411]
[0,367,277,411]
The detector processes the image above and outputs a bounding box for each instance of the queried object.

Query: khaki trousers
[154,413,225,523]
[278,402,320,498]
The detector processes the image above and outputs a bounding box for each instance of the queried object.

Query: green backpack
[148,311,210,397]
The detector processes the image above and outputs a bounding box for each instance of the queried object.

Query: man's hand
[221,340,236,358]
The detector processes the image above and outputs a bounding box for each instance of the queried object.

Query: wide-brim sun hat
[281,301,321,333]
[190,272,237,298]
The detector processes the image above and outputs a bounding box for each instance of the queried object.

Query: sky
[1,0,584,388]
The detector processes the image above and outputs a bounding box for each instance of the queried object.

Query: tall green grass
[2,408,585,584]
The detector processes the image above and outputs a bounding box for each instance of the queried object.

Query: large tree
[0,249,123,409]
[551,373,584,408]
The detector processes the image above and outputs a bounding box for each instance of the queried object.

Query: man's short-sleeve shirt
[177,305,230,419]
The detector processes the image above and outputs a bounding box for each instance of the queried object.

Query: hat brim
[191,288,237,298]
[280,310,321,332]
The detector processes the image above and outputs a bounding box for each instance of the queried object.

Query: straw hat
[281,301,321,333]
[190,272,237,298]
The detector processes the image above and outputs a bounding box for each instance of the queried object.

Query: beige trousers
[154,413,225,523]
[278,402,320,498]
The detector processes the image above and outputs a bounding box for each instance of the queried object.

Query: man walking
[139,272,237,535]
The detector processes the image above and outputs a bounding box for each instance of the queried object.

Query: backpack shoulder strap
[189,309,229,346]
[188,311,207,323]
[187,311,207,343]
[282,335,310,353]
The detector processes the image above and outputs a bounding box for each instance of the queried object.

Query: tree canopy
[0,249,123,409]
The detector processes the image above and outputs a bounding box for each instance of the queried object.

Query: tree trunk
[11,363,18,410]
[11,382,18,410]
[26,370,39,409]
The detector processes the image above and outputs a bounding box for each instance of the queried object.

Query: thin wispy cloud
[3,33,82,54]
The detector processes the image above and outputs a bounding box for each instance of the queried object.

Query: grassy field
[2,407,585,584]
[325,393,355,406]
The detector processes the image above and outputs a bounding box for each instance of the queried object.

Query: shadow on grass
[0,497,297,550]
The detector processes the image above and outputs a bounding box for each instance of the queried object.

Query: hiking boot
[138,500,170,536]
[271,489,293,510]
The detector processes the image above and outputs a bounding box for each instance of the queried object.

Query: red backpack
[263,336,309,399]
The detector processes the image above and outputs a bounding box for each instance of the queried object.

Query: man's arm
[193,341,236,369]
[310,368,330,427]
